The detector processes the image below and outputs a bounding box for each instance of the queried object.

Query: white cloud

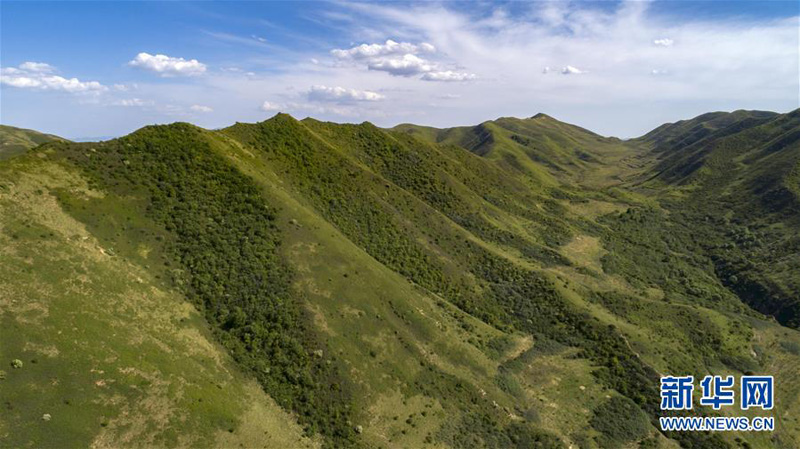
[316,1,795,135]
[19,61,55,73]
[542,66,551,74]
[190,104,213,113]
[258,99,379,118]
[308,85,385,102]
[5,2,796,139]
[561,65,585,75]
[252,35,267,43]
[367,55,476,81]
[421,70,477,82]
[331,38,474,82]
[331,39,436,60]
[261,101,282,111]
[128,52,207,77]
[114,98,152,107]
[368,54,434,76]
[419,42,436,53]
[1,62,106,93]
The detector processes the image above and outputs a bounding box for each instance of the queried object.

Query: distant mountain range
[70,135,120,143]
[1,109,798,449]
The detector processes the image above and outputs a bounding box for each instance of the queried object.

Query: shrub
[590,396,650,447]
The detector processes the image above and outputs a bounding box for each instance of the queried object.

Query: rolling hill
[0,124,67,160]
[393,113,635,188]
[1,110,799,449]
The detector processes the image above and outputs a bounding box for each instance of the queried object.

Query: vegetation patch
[590,395,650,448]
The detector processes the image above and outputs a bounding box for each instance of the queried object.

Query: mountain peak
[266,112,297,122]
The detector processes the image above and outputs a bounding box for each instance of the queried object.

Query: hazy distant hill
[1,111,799,449]
[0,124,66,159]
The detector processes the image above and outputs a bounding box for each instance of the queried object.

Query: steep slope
[0,151,317,448]
[633,110,779,158]
[221,116,672,448]
[2,112,800,449]
[0,124,67,160]
[630,109,800,329]
[222,115,800,449]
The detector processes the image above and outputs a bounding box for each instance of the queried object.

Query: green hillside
[0,124,67,160]
[631,110,800,329]
[2,110,799,449]
[632,110,779,157]
[392,114,636,188]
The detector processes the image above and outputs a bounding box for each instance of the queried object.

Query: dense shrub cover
[590,396,650,447]
[57,124,358,447]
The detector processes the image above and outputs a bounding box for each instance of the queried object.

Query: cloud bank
[128,53,207,77]
[332,38,476,82]
[1,62,107,93]
[190,104,213,113]
[308,85,385,102]
[560,66,585,75]
[332,39,435,60]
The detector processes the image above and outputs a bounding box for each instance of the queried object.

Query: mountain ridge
[0,124,67,160]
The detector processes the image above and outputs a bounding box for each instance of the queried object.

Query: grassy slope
[1,110,799,449]
[596,109,800,447]
[0,155,317,448]
[223,115,800,449]
[212,130,553,448]
[632,110,779,158]
[0,124,66,160]
[630,109,800,329]
[392,113,637,189]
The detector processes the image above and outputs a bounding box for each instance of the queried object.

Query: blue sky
[1,1,798,139]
